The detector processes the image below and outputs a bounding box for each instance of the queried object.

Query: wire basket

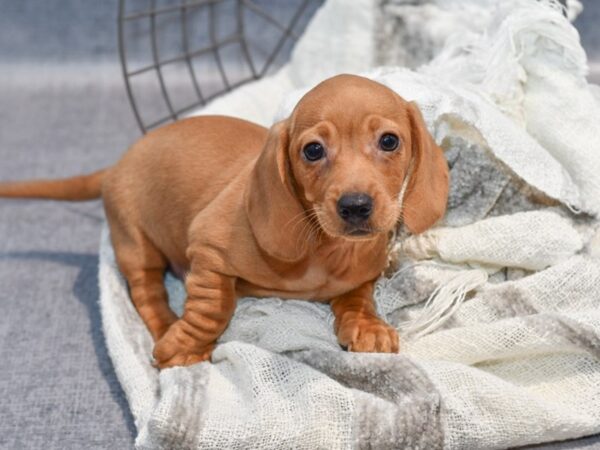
[118,0,323,133]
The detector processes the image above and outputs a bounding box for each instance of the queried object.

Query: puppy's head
[246,74,449,261]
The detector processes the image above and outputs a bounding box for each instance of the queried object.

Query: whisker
[286,210,312,234]
[293,207,322,256]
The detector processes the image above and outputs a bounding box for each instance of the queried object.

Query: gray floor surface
[0,1,599,449]
[0,65,139,449]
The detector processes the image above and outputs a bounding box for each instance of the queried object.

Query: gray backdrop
[0,1,598,449]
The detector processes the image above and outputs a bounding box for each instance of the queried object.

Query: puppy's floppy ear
[402,102,449,234]
[245,120,307,262]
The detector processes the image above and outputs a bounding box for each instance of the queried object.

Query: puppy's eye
[379,133,400,152]
[303,142,325,162]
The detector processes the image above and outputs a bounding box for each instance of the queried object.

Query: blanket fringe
[401,269,488,339]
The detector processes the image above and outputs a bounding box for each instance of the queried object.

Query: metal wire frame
[118,0,320,133]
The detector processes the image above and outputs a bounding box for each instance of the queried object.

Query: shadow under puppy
[0,74,449,368]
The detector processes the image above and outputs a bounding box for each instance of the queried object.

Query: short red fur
[0,75,449,368]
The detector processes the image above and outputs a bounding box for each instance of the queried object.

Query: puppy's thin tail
[0,169,108,201]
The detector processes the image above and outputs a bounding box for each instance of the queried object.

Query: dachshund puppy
[0,74,449,368]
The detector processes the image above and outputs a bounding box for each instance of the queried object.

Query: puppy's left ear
[245,120,307,262]
[402,102,449,234]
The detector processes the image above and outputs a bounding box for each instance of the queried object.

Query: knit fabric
[100,0,600,448]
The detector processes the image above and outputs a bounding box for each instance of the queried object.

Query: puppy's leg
[152,257,236,369]
[331,281,399,353]
[109,222,178,342]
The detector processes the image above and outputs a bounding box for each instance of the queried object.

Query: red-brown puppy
[0,74,449,368]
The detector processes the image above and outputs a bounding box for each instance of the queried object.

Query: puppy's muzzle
[337,193,373,232]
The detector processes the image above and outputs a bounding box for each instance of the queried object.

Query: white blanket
[100,1,600,448]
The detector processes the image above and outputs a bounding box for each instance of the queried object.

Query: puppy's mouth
[314,206,386,240]
[344,225,376,237]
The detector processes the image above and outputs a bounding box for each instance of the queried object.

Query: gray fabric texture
[294,350,443,449]
[1,0,600,448]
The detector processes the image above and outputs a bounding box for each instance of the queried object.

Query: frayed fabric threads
[101,0,600,449]
[399,268,489,340]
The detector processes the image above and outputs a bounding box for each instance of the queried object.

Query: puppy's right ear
[245,120,307,262]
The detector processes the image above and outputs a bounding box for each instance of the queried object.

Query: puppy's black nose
[337,193,373,224]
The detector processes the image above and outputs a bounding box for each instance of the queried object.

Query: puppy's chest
[238,243,386,300]
[289,263,356,297]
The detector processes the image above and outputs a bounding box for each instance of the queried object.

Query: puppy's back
[103,115,268,263]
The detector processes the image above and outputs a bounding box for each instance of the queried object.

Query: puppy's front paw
[336,314,399,353]
[152,320,214,369]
